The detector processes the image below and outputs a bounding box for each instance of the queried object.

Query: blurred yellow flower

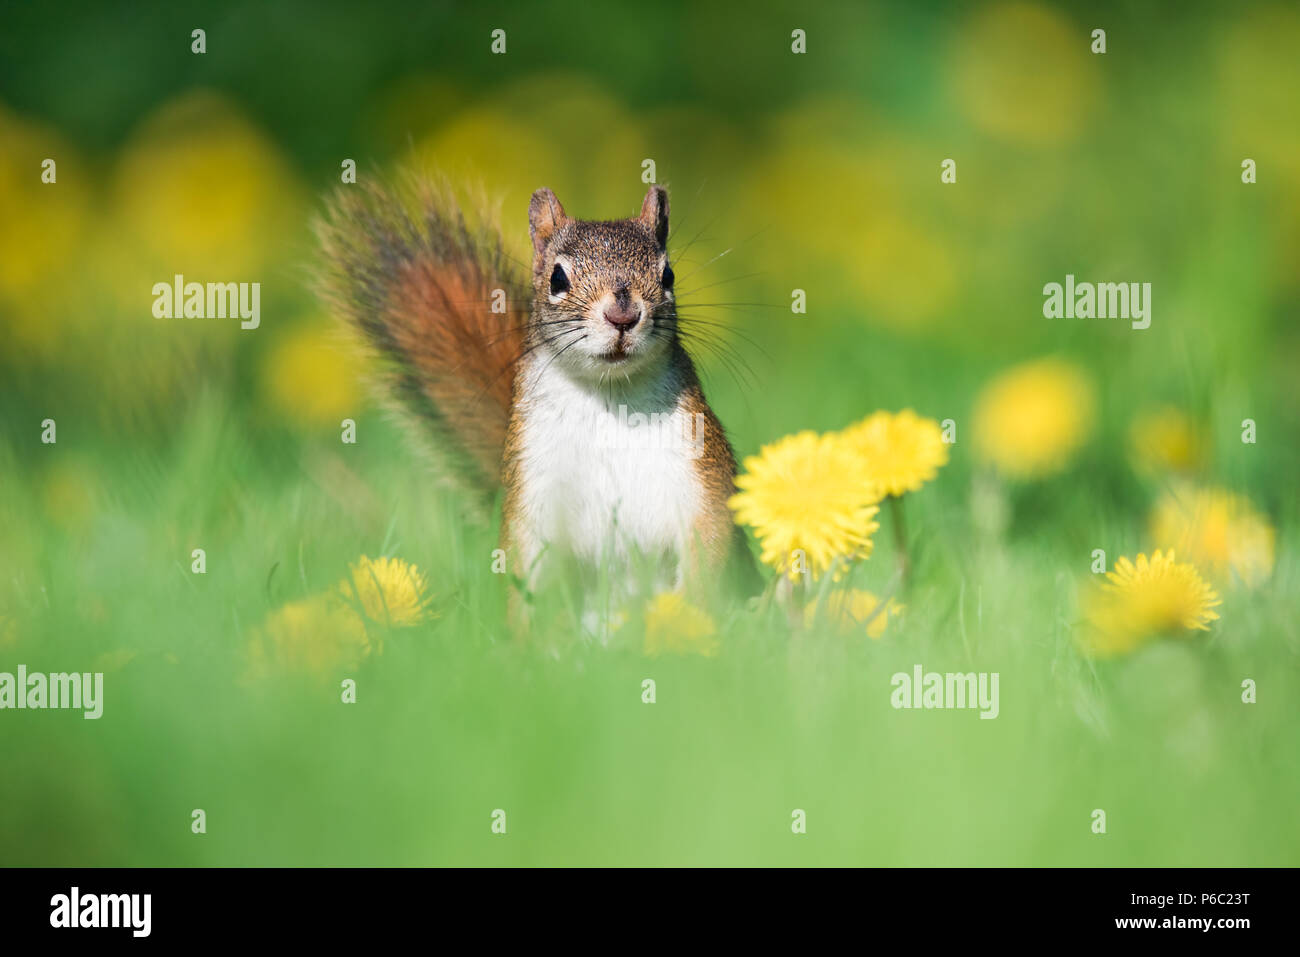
[1218,4,1300,183]
[805,588,903,639]
[1128,406,1206,474]
[110,91,303,278]
[247,556,433,680]
[839,409,949,497]
[1217,5,1300,293]
[1150,486,1276,588]
[972,358,1095,479]
[739,115,965,330]
[414,106,562,237]
[0,106,90,290]
[0,103,91,356]
[950,2,1099,146]
[339,555,433,627]
[41,460,99,535]
[494,73,644,216]
[729,431,882,581]
[855,211,960,328]
[644,592,718,657]
[1081,550,1221,658]
[743,141,865,262]
[0,614,16,650]
[247,594,371,679]
[261,323,363,427]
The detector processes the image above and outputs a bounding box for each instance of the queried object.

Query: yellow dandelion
[1150,486,1275,588]
[1128,406,1206,473]
[644,592,719,658]
[246,593,371,679]
[805,589,903,639]
[972,358,1095,479]
[838,409,949,497]
[1080,550,1221,658]
[338,555,433,627]
[729,430,882,581]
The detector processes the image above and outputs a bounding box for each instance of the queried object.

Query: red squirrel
[317,179,755,618]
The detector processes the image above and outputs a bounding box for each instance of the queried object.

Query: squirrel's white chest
[513,367,703,568]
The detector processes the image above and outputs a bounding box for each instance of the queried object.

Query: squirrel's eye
[549,263,570,296]
[661,264,674,291]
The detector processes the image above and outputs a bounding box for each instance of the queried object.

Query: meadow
[1,0,1297,865]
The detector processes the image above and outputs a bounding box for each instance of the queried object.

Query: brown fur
[679,355,741,568]
[315,178,528,506]
[318,176,757,596]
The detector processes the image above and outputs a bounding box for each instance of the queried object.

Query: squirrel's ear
[639,186,669,247]
[529,188,567,255]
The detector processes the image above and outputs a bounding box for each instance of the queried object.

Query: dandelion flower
[972,358,1095,479]
[805,589,904,639]
[247,594,370,679]
[644,592,719,657]
[838,409,949,496]
[1128,406,1206,473]
[1080,550,1221,658]
[339,555,433,626]
[1150,486,1275,588]
[729,431,882,581]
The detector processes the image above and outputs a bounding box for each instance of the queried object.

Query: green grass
[2,0,1299,868]
[2,348,1297,867]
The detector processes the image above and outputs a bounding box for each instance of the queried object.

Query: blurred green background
[1,0,1297,865]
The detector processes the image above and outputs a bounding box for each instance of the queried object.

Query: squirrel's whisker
[318,176,762,606]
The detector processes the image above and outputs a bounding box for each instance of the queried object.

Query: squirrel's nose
[603,303,641,332]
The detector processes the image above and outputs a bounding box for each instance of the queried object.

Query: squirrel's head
[527,185,675,379]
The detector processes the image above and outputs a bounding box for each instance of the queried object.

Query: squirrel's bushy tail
[315,177,528,507]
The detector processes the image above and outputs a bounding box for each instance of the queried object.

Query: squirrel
[316,177,756,618]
